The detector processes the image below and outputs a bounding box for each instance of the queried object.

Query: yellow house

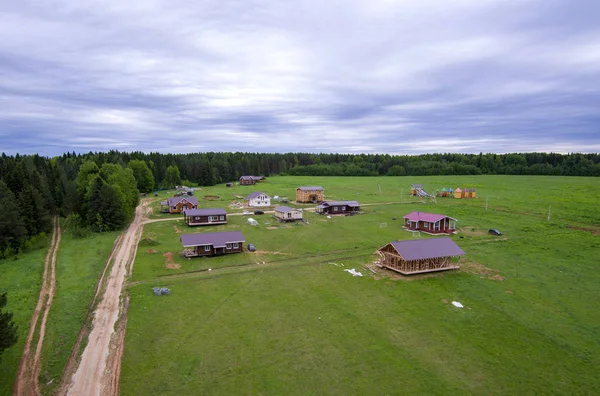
[296,186,324,203]
[453,188,462,199]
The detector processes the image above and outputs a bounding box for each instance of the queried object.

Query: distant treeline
[0,151,598,257]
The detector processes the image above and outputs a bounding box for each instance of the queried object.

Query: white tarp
[452,301,464,308]
[247,218,258,226]
[344,268,363,277]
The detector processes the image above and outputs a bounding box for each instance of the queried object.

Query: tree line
[0,150,599,257]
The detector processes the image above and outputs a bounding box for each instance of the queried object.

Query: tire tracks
[14,216,60,396]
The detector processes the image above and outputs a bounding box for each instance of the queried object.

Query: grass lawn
[0,245,47,396]
[121,175,600,395]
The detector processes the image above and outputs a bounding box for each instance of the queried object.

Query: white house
[245,191,271,207]
[274,206,303,222]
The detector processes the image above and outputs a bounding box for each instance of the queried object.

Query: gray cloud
[1,0,599,156]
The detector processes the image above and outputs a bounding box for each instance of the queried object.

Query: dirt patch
[505,290,513,294]
[460,227,488,237]
[163,252,181,269]
[204,195,220,201]
[461,260,505,281]
[266,226,278,230]
[146,248,157,254]
[173,225,182,234]
[442,299,448,304]
[233,195,244,199]
[254,250,291,255]
[567,225,600,236]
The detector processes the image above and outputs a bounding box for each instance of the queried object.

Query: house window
[172,206,177,210]
[220,215,225,221]
[209,216,219,222]
[233,242,239,249]
[204,245,210,252]
[226,243,232,249]
[334,206,338,211]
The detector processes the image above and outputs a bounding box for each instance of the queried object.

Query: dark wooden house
[180,231,245,257]
[183,208,227,226]
[377,238,465,275]
[403,211,457,235]
[296,186,324,203]
[160,196,198,214]
[315,201,360,215]
[239,176,264,185]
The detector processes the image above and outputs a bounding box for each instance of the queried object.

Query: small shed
[377,238,465,275]
[453,188,462,199]
[274,206,303,222]
[469,188,477,198]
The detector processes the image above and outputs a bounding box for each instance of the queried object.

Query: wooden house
[160,196,198,214]
[377,238,465,275]
[245,192,271,207]
[403,211,457,234]
[410,184,423,196]
[315,201,360,215]
[296,186,324,203]
[453,188,462,199]
[274,206,303,222]
[183,208,227,226]
[469,188,477,198]
[180,231,245,257]
[239,176,264,185]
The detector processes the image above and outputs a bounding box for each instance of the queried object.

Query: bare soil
[254,250,291,255]
[163,252,181,269]
[567,225,600,236]
[62,200,146,395]
[14,216,60,396]
[146,248,158,254]
[461,260,505,281]
[203,195,220,200]
[173,225,182,234]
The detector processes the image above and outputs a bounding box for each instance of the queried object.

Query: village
[152,176,490,276]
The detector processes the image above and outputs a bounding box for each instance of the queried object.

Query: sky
[1,0,599,156]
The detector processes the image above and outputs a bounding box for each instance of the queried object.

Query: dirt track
[14,216,60,396]
[64,202,145,396]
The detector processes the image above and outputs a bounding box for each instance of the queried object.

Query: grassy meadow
[0,228,120,395]
[121,175,600,395]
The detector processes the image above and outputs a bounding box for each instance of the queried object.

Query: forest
[0,150,599,258]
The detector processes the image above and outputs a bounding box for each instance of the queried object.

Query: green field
[122,175,600,395]
[0,228,119,396]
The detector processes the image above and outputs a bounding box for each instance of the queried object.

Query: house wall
[322,205,359,215]
[170,200,197,213]
[240,179,256,185]
[194,242,243,256]
[248,195,270,207]
[274,210,302,221]
[185,214,227,226]
[296,189,324,203]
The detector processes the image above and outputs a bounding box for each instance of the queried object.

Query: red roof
[403,211,456,223]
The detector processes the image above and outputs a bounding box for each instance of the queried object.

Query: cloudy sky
[1,0,599,156]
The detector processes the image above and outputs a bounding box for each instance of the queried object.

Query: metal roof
[275,206,299,213]
[180,231,245,248]
[403,211,456,223]
[297,186,323,191]
[388,238,465,261]
[245,191,269,200]
[183,208,226,216]
[321,200,360,207]
[166,196,198,206]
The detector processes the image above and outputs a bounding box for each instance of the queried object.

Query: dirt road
[64,203,145,396]
[14,216,60,396]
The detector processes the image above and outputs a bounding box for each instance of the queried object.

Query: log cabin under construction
[296,186,324,203]
[377,238,465,275]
